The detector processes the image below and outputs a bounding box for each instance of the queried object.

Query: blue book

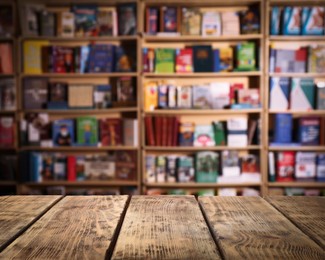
[72,5,98,37]
[282,7,301,35]
[302,7,324,35]
[88,44,114,73]
[270,7,281,35]
[30,152,42,182]
[80,46,90,73]
[52,119,75,146]
[316,154,325,181]
[193,45,213,72]
[47,101,68,110]
[213,49,220,72]
[298,117,320,145]
[114,45,132,72]
[274,114,292,143]
[158,84,168,108]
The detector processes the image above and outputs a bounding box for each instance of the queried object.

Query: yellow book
[144,81,158,111]
[23,40,49,74]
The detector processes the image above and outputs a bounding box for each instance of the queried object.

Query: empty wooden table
[0,196,324,259]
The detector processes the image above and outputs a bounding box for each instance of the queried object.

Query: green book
[77,116,98,145]
[168,189,186,195]
[155,48,175,73]
[195,151,219,183]
[235,42,256,71]
[212,121,226,145]
[197,189,215,196]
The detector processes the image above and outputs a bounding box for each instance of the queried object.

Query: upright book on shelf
[195,151,219,183]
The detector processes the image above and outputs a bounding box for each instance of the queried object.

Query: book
[221,11,240,35]
[274,114,292,143]
[301,7,324,35]
[68,84,93,108]
[229,83,244,104]
[240,6,260,34]
[0,78,15,110]
[219,47,233,72]
[270,7,281,35]
[23,78,48,109]
[117,3,137,35]
[316,154,325,182]
[100,118,122,146]
[115,151,137,180]
[295,152,316,181]
[235,42,256,71]
[88,44,114,73]
[52,119,74,146]
[75,156,86,181]
[0,5,14,37]
[269,77,290,110]
[144,117,155,147]
[76,117,98,146]
[192,85,212,109]
[155,48,175,73]
[160,6,179,33]
[177,85,192,108]
[193,45,213,72]
[67,155,76,181]
[274,48,307,73]
[97,8,117,36]
[290,78,315,110]
[268,151,276,182]
[52,46,75,73]
[144,81,158,111]
[181,7,201,35]
[0,117,14,147]
[114,45,133,72]
[212,121,226,145]
[23,40,49,74]
[298,117,320,145]
[213,49,220,72]
[193,124,215,147]
[116,77,135,104]
[201,11,221,36]
[178,122,194,146]
[39,11,55,37]
[175,48,193,73]
[94,84,112,109]
[146,7,158,35]
[210,82,230,109]
[227,117,248,147]
[221,151,240,177]
[276,151,295,182]
[237,89,260,107]
[53,155,66,180]
[20,3,44,36]
[80,46,90,73]
[308,46,325,74]
[196,151,219,182]
[72,5,97,37]
[241,154,260,174]
[156,156,166,183]
[282,7,301,35]
[49,82,67,102]
[158,84,168,108]
[57,12,74,37]
[84,155,115,180]
[142,48,155,73]
[167,85,177,108]
[177,156,195,182]
[0,43,13,74]
[316,81,325,109]
[166,156,177,182]
[123,119,138,146]
[145,154,156,183]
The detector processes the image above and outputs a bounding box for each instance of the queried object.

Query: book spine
[269,48,275,73]
[145,116,155,146]
[67,156,76,181]
[268,152,276,182]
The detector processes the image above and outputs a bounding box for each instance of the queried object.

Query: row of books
[269,45,325,74]
[144,81,259,111]
[0,78,15,111]
[270,6,324,36]
[21,3,136,37]
[146,188,260,196]
[20,114,138,147]
[268,152,325,182]
[0,43,13,74]
[145,151,260,184]
[269,188,325,196]
[24,42,135,74]
[145,5,259,36]
[0,5,14,37]
[143,42,257,73]
[23,77,135,110]
[145,116,260,147]
[272,115,324,146]
[269,78,324,110]
[20,151,136,183]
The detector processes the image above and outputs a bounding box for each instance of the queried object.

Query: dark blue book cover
[52,119,75,146]
[114,45,132,72]
[193,45,213,72]
[30,152,42,182]
[213,49,220,72]
[117,3,137,35]
[146,7,158,34]
[158,85,168,108]
[274,114,293,143]
[88,44,114,73]
[162,6,178,33]
[316,154,325,181]
[72,5,98,37]
[298,117,320,145]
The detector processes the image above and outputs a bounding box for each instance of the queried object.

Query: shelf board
[144,182,261,188]
[269,36,325,42]
[20,35,138,42]
[20,146,138,151]
[268,182,325,188]
[0,181,17,186]
[20,72,138,78]
[144,146,261,151]
[0,110,17,114]
[0,37,14,41]
[269,146,325,152]
[22,180,138,187]
[269,73,325,78]
[143,34,262,42]
[0,147,17,151]
[23,107,138,114]
[269,110,325,115]
[144,109,262,115]
[0,73,15,78]
[143,71,262,78]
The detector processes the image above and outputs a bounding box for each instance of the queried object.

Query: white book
[295,152,316,179]
[123,119,138,146]
[210,82,230,109]
[202,11,221,36]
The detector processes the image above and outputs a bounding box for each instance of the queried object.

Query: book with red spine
[276,151,295,182]
[155,116,162,146]
[172,116,180,146]
[67,155,76,181]
[0,117,14,147]
[167,117,174,146]
[175,48,193,73]
[145,116,155,146]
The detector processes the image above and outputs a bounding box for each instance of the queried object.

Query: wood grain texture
[111,195,221,260]
[266,196,325,250]
[199,196,325,260]
[0,196,128,260]
[0,196,61,252]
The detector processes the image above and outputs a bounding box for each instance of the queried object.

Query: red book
[0,117,14,147]
[115,151,137,180]
[0,43,13,74]
[295,47,307,63]
[53,46,74,73]
[172,116,180,146]
[229,83,244,104]
[167,117,174,146]
[175,48,193,73]
[145,116,155,146]
[276,151,295,182]
[320,117,325,145]
[100,118,123,146]
[155,116,162,146]
[67,156,76,181]
[161,116,168,146]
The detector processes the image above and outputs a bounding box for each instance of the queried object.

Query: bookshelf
[0,0,18,195]
[265,0,325,195]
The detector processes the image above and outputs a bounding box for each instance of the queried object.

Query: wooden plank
[0,196,129,259]
[111,195,221,260]
[0,196,62,252]
[266,196,325,250]
[199,196,325,259]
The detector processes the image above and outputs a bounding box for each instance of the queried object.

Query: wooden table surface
[0,196,324,260]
